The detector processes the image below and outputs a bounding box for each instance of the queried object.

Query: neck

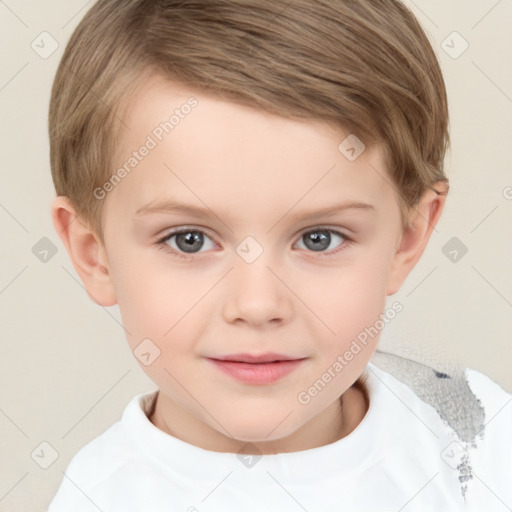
[148,380,369,455]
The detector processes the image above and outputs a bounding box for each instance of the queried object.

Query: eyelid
[156,224,352,241]
[299,224,351,238]
[156,225,218,245]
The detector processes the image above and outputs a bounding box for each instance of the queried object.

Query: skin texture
[51,74,447,455]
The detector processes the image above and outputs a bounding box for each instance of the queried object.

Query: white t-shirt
[48,361,512,512]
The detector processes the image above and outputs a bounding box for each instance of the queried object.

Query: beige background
[0,1,511,510]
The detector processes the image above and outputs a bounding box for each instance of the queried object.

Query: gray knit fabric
[370,348,486,499]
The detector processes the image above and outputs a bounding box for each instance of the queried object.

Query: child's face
[79,74,429,450]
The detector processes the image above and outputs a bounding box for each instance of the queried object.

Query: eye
[294,227,349,256]
[155,227,217,258]
[155,226,351,259]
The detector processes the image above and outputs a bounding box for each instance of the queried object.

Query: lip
[206,354,307,385]
[213,352,301,363]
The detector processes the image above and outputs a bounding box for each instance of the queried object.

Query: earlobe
[51,196,118,306]
[386,183,448,296]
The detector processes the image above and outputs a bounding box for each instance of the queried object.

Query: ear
[386,182,448,296]
[51,196,117,306]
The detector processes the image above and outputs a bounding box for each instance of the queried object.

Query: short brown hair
[49,0,450,243]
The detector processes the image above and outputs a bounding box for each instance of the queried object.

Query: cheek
[308,255,391,350]
[112,254,215,351]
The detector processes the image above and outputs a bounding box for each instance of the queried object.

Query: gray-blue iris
[303,230,330,252]
[175,231,204,253]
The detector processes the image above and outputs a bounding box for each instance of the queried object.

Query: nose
[221,248,293,328]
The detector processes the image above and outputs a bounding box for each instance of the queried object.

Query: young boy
[47,0,511,510]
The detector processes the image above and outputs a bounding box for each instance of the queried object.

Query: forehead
[106,74,397,223]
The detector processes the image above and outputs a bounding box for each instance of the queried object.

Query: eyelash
[154,225,353,260]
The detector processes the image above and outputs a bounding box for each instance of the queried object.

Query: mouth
[213,352,303,364]
[205,353,307,385]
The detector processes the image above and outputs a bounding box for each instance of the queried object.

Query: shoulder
[368,353,512,443]
[463,365,512,448]
[465,368,512,510]
[48,391,155,511]
[464,366,512,412]
[463,367,512,487]
[367,355,512,505]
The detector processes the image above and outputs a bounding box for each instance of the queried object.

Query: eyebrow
[134,199,376,220]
